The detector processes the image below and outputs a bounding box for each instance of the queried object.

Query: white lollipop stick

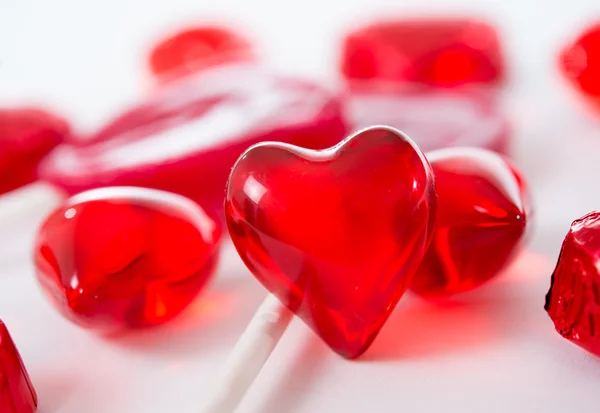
[200,294,293,413]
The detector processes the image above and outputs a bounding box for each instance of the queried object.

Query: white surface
[201,294,292,413]
[2,0,600,412]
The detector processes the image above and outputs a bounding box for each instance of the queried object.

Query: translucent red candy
[560,23,600,105]
[410,148,528,297]
[38,64,347,217]
[0,108,69,195]
[149,26,253,82]
[346,87,509,153]
[341,19,504,88]
[226,126,437,358]
[545,211,600,356]
[34,187,221,330]
[0,320,37,413]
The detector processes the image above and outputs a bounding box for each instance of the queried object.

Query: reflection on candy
[410,148,529,297]
[148,25,254,82]
[34,187,221,331]
[0,320,37,413]
[38,64,347,216]
[545,211,600,357]
[341,19,504,88]
[225,126,436,358]
[0,108,70,195]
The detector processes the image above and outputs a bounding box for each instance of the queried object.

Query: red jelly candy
[410,148,528,297]
[0,108,69,195]
[346,87,509,153]
[545,211,600,356]
[341,19,504,88]
[39,64,347,217]
[560,23,600,106]
[149,26,253,82]
[0,320,37,413]
[226,126,437,358]
[34,187,221,330]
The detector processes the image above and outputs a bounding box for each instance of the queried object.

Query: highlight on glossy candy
[34,186,221,331]
[560,22,600,109]
[410,147,529,298]
[148,25,254,82]
[0,320,37,413]
[545,211,600,357]
[201,125,437,412]
[0,107,70,195]
[340,18,504,88]
[345,86,510,153]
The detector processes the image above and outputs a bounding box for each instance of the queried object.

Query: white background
[2,0,600,412]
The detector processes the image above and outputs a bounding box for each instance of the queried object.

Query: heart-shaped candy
[225,126,437,358]
[410,147,528,297]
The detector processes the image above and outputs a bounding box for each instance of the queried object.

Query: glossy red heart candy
[0,320,37,413]
[410,148,528,297]
[149,26,253,82]
[34,187,221,331]
[226,126,437,358]
[341,19,504,88]
[0,108,70,195]
[545,211,600,356]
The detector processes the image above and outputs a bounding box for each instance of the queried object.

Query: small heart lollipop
[0,320,37,413]
[201,126,436,412]
[410,147,529,297]
[34,187,221,330]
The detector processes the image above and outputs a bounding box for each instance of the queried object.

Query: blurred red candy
[0,320,37,413]
[34,187,221,331]
[346,87,509,153]
[341,19,504,88]
[560,23,600,106]
[149,26,253,82]
[38,64,347,216]
[0,108,69,195]
[545,211,600,357]
[410,148,528,297]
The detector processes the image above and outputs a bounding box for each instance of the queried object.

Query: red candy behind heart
[341,19,504,88]
[225,126,437,358]
[410,148,528,297]
[149,26,253,82]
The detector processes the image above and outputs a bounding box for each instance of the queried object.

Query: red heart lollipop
[225,126,437,358]
[410,148,528,297]
[0,320,37,413]
[34,187,221,331]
